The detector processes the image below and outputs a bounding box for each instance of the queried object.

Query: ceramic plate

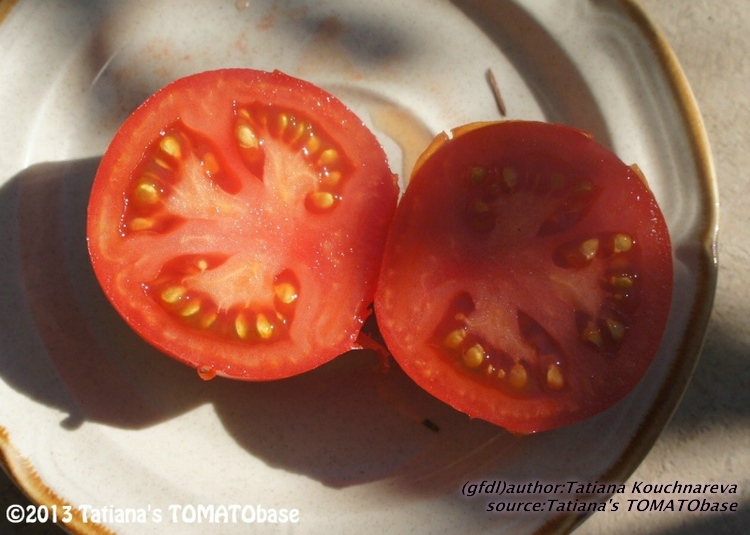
[0,1,718,534]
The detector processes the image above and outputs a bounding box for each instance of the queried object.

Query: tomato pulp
[87,69,398,380]
[374,121,673,433]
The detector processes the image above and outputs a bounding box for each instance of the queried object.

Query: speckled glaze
[0,1,717,534]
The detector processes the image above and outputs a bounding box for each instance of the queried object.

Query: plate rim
[0,1,720,534]
[541,0,719,532]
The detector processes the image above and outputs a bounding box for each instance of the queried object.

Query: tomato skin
[374,121,673,434]
[87,69,398,380]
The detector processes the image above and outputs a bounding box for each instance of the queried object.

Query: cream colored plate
[0,1,718,534]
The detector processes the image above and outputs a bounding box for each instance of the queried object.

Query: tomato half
[87,69,398,381]
[374,121,673,434]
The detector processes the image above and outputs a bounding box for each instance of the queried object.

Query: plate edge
[1,426,116,534]
[539,0,720,533]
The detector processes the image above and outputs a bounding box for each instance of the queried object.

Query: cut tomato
[87,69,398,380]
[374,121,673,434]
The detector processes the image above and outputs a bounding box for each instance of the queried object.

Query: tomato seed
[508,363,528,389]
[274,112,291,137]
[308,191,336,211]
[129,217,155,231]
[161,285,186,304]
[545,364,564,390]
[255,313,274,340]
[180,299,201,317]
[273,281,298,304]
[159,135,181,158]
[606,318,626,341]
[613,233,633,253]
[581,321,604,348]
[202,152,220,175]
[235,123,259,148]
[609,275,634,289]
[199,311,218,329]
[580,238,599,260]
[462,344,486,369]
[469,166,487,183]
[134,180,160,205]
[317,148,339,167]
[305,135,322,155]
[443,328,467,349]
[502,167,518,189]
[235,313,249,339]
[321,170,342,188]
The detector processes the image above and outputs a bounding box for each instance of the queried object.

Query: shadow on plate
[0,157,656,505]
[451,0,612,147]
[0,158,509,492]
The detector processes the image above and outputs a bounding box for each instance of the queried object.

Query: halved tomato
[374,121,673,434]
[87,69,398,381]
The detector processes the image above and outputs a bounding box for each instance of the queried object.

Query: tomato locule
[374,121,673,434]
[87,69,399,380]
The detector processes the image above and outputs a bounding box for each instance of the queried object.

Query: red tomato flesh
[374,121,673,434]
[87,69,398,380]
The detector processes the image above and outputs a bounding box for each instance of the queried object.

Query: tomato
[374,121,673,434]
[87,69,398,381]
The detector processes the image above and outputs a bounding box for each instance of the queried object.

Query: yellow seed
[550,173,566,189]
[275,113,291,135]
[180,299,201,317]
[485,364,496,376]
[134,180,160,205]
[462,344,486,369]
[235,313,249,339]
[610,275,634,289]
[161,286,186,304]
[497,368,506,380]
[546,364,564,390]
[470,166,487,183]
[256,313,274,340]
[613,233,633,253]
[322,170,342,187]
[129,217,155,231]
[199,312,217,329]
[154,157,172,169]
[196,259,208,272]
[502,167,518,188]
[287,121,309,145]
[159,135,181,158]
[582,321,604,347]
[443,328,467,349]
[606,319,626,341]
[317,148,339,167]
[274,282,298,304]
[473,199,490,214]
[236,123,259,148]
[508,363,528,389]
[309,191,335,210]
[580,238,599,260]
[203,152,220,175]
[576,180,594,192]
[305,135,322,155]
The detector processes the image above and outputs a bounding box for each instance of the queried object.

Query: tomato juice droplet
[197,365,217,381]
